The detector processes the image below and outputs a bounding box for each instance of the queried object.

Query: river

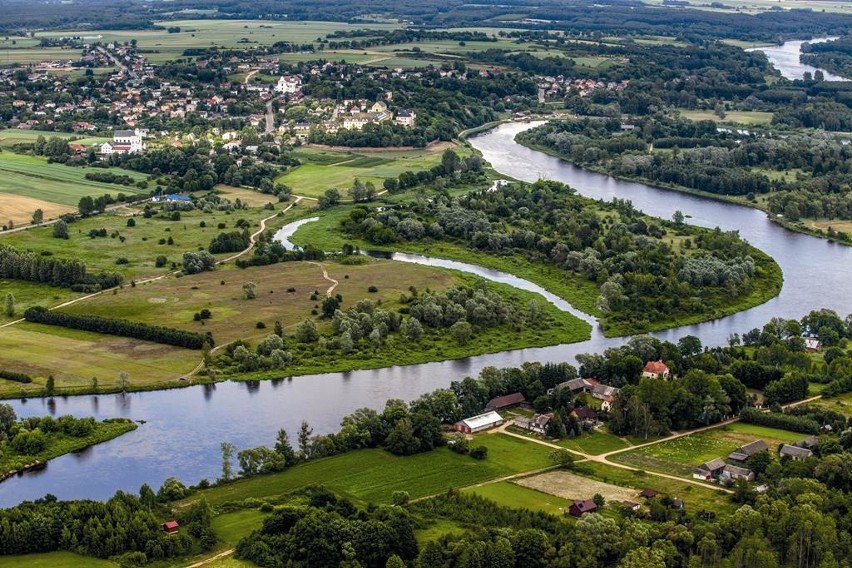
[747,37,849,82]
[2,42,852,507]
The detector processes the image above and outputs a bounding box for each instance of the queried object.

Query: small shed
[162,520,180,535]
[569,499,597,517]
[454,411,504,434]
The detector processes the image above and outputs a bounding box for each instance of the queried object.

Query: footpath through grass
[186,433,552,508]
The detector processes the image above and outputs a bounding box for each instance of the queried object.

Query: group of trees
[341,179,775,334]
[24,306,213,350]
[0,243,122,292]
[208,230,250,254]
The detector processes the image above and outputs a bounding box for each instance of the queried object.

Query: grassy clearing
[0,552,117,567]
[0,323,197,397]
[415,519,468,545]
[468,481,572,515]
[183,433,552,508]
[0,153,147,208]
[211,509,268,546]
[516,470,641,504]
[0,280,82,325]
[554,430,631,455]
[278,144,468,198]
[0,419,136,473]
[2,203,293,280]
[576,462,735,513]
[678,109,774,125]
[0,131,109,149]
[0,48,81,64]
[807,391,852,416]
[610,422,805,477]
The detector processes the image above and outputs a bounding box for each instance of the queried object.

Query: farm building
[485,393,526,412]
[621,501,641,511]
[796,436,818,449]
[514,413,553,434]
[728,440,768,462]
[569,499,598,517]
[571,406,599,423]
[639,488,658,499]
[162,521,179,535]
[642,361,670,379]
[590,384,620,410]
[780,444,813,461]
[721,464,755,482]
[152,193,192,203]
[549,377,597,395]
[454,411,504,434]
[693,458,726,481]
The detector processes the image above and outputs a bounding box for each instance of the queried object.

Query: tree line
[24,306,213,349]
[0,244,122,292]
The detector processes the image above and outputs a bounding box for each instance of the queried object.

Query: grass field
[0,323,197,397]
[678,109,774,125]
[0,131,109,149]
[0,47,81,64]
[554,430,631,455]
[0,280,82,325]
[515,470,641,504]
[278,143,468,198]
[468,481,573,515]
[0,153,147,224]
[0,552,117,567]
[610,422,804,477]
[808,391,852,416]
[182,433,553,508]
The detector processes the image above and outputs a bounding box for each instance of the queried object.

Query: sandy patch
[515,471,640,503]
[147,297,167,304]
[0,193,73,227]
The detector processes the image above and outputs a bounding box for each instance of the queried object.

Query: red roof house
[162,521,180,535]
[569,499,597,517]
[642,361,670,379]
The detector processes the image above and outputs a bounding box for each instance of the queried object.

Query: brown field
[515,470,640,504]
[0,193,74,227]
[211,184,278,208]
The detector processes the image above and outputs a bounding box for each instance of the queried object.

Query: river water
[2,43,852,507]
[747,37,849,82]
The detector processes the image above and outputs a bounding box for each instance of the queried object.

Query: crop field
[278,143,469,197]
[0,323,196,397]
[1,203,293,279]
[0,153,147,220]
[0,131,109,148]
[59,257,461,347]
[678,109,775,125]
[516,470,641,504]
[468,482,572,515]
[610,422,805,477]
[644,0,852,15]
[183,433,552,507]
[575,462,736,513]
[0,47,81,65]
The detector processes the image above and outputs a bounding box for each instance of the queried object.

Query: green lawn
[555,431,631,455]
[0,552,117,567]
[609,422,805,477]
[185,433,553,508]
[678,109,774,125]
[468,481,572,515]
[0,131,109,149]
[414,519,468,545]
[0,280,82,325]
[211,509,269,546]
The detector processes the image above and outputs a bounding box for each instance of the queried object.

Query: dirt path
[184,548,235,568]
[243,69,259,85]
[307,261,339,297]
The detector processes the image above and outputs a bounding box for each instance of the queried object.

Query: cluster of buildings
[99,129,146,155]
[693,435,816,484]
[538,76,629,102]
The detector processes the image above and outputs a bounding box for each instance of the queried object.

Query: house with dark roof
[485,393,526,412]
[780,444,813,461]
[549,377,596,395]
[693,458,727,481]
[639,488,658,499]
[721,464,755,482]
[571,406,599,423]
[728,440,768,462]
[569,499,597,517]
[796,436,818,449]
[514,413,553,435]
[590,384,620,410]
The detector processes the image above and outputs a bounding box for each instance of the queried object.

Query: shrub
[126,218,136,227]
[155,255,168,268]
[470,446,488,460]
[368,286,378,293]
[115,257,129,265]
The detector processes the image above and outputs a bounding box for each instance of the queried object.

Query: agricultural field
[0,131,109,149]
[0,323,197,397]
[0,48,81,65]
[515,470,641,504]
[0,153,147,225]
[278,143,470,198]
[182,433,553,508]
[0,552,117,568]
[609,422,805,477]
[808,391,852,416]
[467,481,573,515]
[678,109,775,125]
[644,0,852,15]
[576,462,736,513]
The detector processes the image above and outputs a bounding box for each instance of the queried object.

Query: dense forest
[519,117,852,241]
[340,179,781,334]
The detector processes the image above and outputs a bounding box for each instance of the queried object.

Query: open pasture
[467,482,573,515]
[0,131,109,148]
[610,422,805,477]
[0,47,81,65]
[678,109,774,125]
[182,433,552,508]
[279,143,468,198]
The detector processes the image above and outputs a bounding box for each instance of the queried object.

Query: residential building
[721,464,755,482]
[591,384,620,411]
[514,413,553,435]
[569,499,597,517]
[642,361,670,379]
[395,109,416,127]
[693,458,726,481]
[454,411,504,434]
[728,440,769,463]
[780,444,813,461]
[571,406,599,423]
[275,75,302,94]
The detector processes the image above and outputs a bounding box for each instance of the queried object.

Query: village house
[395,109,416,127]
[639,488,658,499]
[571,406,599,424]
[454,411,504,434]
[485,393,526,412]
[100,129,144,155]
[780,444,813,461]
[693,458,726,481]
[569,499,597,517]
[549,377,597,395]
[514,413,553,435]
[804,337,822,352]
[590,384,619,411]
[642,361,670,379]
[721,464,755,482]
[728,440,768,463]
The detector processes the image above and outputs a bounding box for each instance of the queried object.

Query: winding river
[2,45,852,507]
[747,37,849,82]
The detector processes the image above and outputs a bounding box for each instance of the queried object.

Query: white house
[100,129,144,155]
[395,109,416,127]
[274,75,302,94]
